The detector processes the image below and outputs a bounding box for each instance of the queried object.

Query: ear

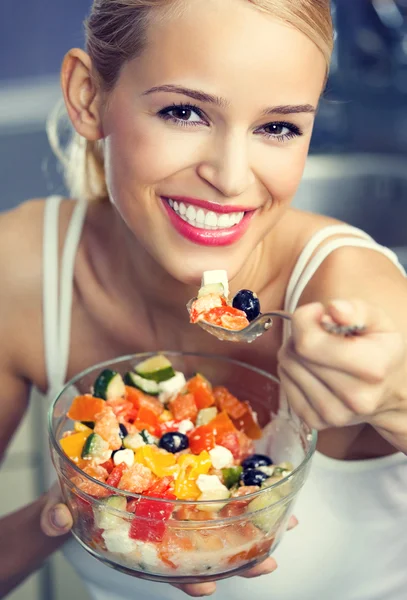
[61,49,104,141]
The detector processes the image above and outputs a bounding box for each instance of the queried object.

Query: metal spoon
[187,300,366,344]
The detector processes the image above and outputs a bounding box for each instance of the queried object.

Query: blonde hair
[48,0,333,202]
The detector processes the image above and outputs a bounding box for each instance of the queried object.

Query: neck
[87,202,280,321]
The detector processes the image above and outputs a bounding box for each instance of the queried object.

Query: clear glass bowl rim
[48,350,317,507]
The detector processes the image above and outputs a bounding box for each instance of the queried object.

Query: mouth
[161,196,258,247]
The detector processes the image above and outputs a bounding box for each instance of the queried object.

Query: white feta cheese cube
[102,524,138,554]
[158,372,186,404]
[209,445,234,469]
[178,419,194,434]
[201,270,229,298]
[113,449,135,468]
[123,432,145,451]
[196,474,227,493]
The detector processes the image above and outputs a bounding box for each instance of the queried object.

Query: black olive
[119,424,128,439]
[232,290,261,322]
[159,432,189,453]
[241,469,269,487]
[241,454,273,470]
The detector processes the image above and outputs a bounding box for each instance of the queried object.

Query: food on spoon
[189,271,261,330]
[59,354,293,576]
[232,289,261,322]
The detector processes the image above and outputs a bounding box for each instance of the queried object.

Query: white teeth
[217,214,231,228]
[167,199,245,230]
[186,205,196,221]
[196,209,205,224]
[205,211,218,227]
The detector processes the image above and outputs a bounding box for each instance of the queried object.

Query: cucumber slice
[124,372,160,395]
[94,495,127,530]
[247,485,289,533]
[93,369,126,400]
[196,407,218,427]
[222,466,243,489]
[81,432,111,460]
[198,283,225,298]
[123,432,146,451]
[135,355,175,383]
[140,429,158,445]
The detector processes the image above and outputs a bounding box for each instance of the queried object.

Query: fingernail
[50,506,70,530]
[330,300,353,315]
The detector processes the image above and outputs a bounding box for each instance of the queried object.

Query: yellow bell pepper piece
[135,445,179,478]
[60,431,89,462]
[159,410,173,423]
[174,451,213,500]
[73,421,93,434]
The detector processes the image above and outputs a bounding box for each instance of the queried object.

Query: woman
[2,0,407,598]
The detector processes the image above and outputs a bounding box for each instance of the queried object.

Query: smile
[161,196,257,247]
[167,198,245,230]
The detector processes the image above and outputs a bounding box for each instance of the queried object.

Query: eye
[158,103,208,126]
[256,121,302,142]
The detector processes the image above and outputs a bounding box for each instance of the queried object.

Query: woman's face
[101,0,326,284]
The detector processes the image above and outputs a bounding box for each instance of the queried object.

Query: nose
[197,131,255,198]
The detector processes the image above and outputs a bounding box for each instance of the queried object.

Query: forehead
[125,0,326,105]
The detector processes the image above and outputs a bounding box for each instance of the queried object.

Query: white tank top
[42,196,407,600]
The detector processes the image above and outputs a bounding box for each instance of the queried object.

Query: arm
[278,245,407,453]
[0,203,73,598]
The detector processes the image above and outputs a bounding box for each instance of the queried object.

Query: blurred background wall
[0,1,406,599]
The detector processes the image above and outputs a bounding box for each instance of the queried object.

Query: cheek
[255,142,310,203]
[103,116,202,192]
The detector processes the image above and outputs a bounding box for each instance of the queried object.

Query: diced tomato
[158,419,183,435]
[216,431,241,460]
[67,395,105,422]
[235,430,255,460]
[188,425,216,454]
[125,386,163,416]
[145,476,174,497]
[187,374,215,410]
[201,306,249,331]
[169,392,198,422]
[189,294,226,324]
[106,463,126,488]
[209,411,237,439]
[134,405,160,435]
[213,387,248,419]
[99,458,114,474]
[232,405,262,440]
[118,463,154,493]
[128,490,176,543]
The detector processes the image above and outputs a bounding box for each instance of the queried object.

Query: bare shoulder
[0,198,76,381]
[299,231,407,308]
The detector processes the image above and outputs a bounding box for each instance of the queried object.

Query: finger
[238,556,277,578]
[281,342,362,423]
[172,582,217,597]
[287,514,298,530]
[291,305,401,380]
[325,299,396,333]
[278,365,328,430]
[40,483,73,537]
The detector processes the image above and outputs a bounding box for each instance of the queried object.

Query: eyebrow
[142,84,316,115]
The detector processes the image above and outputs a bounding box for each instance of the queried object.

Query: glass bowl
[48,352,316,584]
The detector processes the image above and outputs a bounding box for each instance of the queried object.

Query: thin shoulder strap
[284,224,406,318]
[43,195,63,390]
[43,196,87,394]
[58,198,87,386]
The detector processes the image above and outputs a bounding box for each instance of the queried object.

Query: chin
[156,244,252,287]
